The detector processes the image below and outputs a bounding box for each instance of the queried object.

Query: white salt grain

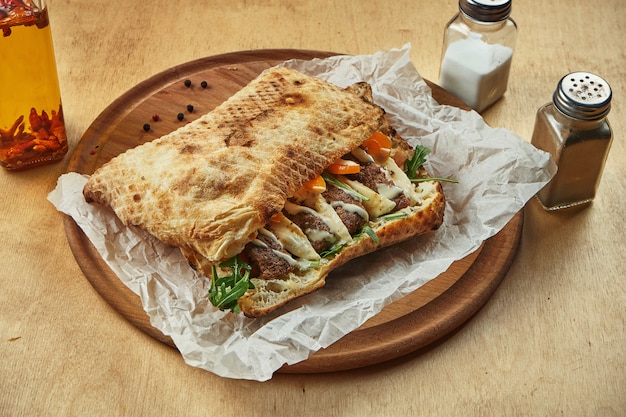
[439,34,513,112]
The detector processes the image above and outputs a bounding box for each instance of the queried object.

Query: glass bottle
[0,0,68,171]
[531,72,613,211]
[439,0,517,113]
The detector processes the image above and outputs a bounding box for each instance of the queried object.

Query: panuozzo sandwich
[83,66,447,318]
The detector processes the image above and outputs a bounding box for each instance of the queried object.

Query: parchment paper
[48,44,556,381]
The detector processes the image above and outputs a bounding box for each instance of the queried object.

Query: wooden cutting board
[64,49,523,373]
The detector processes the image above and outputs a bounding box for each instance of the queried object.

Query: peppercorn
[177,112,184,121]
[201,81,208,89]
[143,123,151,131]
[187,104,194,113]
[152,114,160,122]
[184,79,192,87]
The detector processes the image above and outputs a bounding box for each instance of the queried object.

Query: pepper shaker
[439,0,517,112]
[531,72,613,211]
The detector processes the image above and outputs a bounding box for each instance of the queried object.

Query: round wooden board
[64,49,524,373]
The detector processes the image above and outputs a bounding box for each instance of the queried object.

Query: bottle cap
[553,72,612,121]
[459,0,512,22]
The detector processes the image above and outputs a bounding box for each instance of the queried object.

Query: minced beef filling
[348,163,409,211]
[284,206,336,253]
[323,185,368,234]
[243,233,296,279]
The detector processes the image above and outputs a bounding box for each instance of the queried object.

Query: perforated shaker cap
[553,72,612,121]
[459,0,512,22]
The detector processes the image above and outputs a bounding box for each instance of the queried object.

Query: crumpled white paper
[48,44,556,381]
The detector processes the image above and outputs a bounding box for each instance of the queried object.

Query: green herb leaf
[319,242,345,258]
[209,255,254,313]
[404,145,431,181]
[356,224,379,245]
[377,212,409,221]
[404,145,458,184]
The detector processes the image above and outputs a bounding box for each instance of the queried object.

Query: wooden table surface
[2,0,624,415]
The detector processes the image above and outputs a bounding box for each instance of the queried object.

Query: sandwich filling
[240,142,431,277]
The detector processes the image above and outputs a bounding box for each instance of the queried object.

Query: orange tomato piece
[303,175,327,193]
[362,132,392,159]
[327,159,361,175]
[269,212,283,222]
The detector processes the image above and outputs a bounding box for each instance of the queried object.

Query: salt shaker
[531,72,613,211]
[439,0,517,112]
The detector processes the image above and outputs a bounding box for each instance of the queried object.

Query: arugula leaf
[404,145,458,184]
[209,256,255,313]
[404,144,431,181]
[355,224,379,245]
[319,242,345,258]
[377,212,409,221]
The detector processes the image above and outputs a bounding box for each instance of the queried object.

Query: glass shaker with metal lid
[439,0,517,112]
[531,72,613,211]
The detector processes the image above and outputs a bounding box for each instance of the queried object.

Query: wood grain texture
[64,50,522,373]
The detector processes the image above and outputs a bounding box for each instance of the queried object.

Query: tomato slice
[303,175,327,193]
[327,159,361,175]
[269,212,283,222]
[362,132,392,159]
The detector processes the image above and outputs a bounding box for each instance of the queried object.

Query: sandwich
[83,66,446,318]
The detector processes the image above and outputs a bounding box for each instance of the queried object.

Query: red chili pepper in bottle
[0,1,68,170]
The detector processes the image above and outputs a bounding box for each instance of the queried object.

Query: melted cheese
[338,177,396,218]
[382,158,415,203]
[376,183,404,200]
[306,228,334,242]
[251,238,268,248]
[271,249,299,266]
[288,189,353,245]
[267,215,320,261]
[257,225,316,269]
[310,193,353,244]
[283,200,318,217]
[351,147,374,164]
[330,201,369,221]
[283,199,349,245]
[258,227,280,244]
